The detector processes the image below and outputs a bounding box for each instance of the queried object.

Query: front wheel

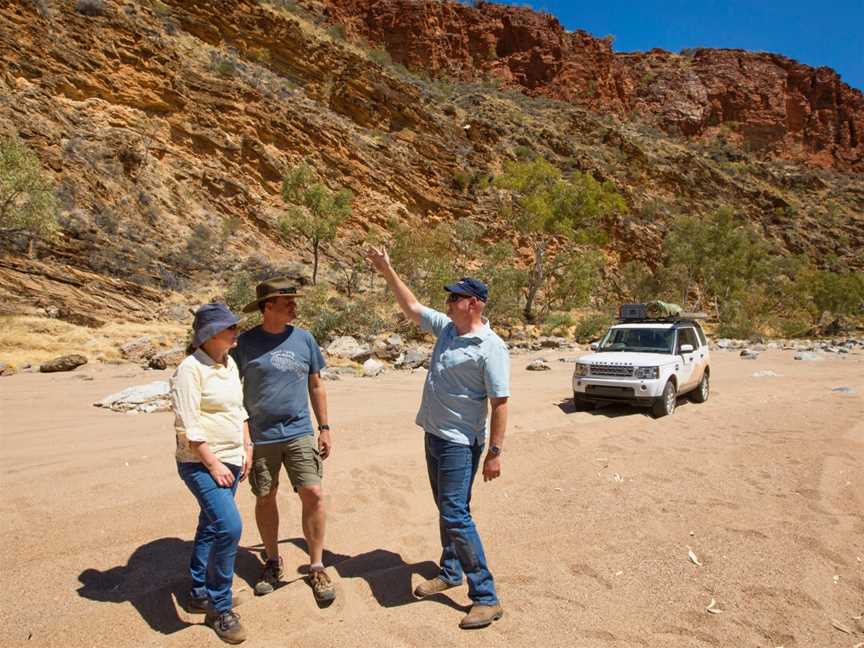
[652,380,677,418]
[690,371,710,403]
[573,392,592,411]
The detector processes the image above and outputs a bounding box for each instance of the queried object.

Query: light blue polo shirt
[416,307,511,446]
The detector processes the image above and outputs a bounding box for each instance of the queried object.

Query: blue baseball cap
[191,303,241,349]
[443,277,488,302]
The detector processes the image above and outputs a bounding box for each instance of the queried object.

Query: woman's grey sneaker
[254,557,283,595]
[309,569,336,603]
[206,609,247,644]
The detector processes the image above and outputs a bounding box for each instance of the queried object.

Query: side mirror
[590,342,599,351]
[680,344,694,353]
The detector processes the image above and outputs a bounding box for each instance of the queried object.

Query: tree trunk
[311,239,320,285]
[523,241,545,321]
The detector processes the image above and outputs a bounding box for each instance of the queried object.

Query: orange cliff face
[321,0,864,171]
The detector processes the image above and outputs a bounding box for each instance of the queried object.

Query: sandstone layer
[323,0,864,171]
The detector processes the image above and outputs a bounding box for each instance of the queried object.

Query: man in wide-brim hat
[230,277,337,604]
[240,277,304,313]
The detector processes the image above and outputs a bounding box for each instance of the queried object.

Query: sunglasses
[446,293,472,303]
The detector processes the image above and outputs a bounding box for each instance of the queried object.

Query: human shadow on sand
[258,537,467,612]
[76,536,262,635]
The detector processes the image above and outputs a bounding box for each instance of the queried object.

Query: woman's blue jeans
[177,461,242,613]
[424,433,498,605]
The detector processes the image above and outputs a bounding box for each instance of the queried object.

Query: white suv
[572,308,710,417]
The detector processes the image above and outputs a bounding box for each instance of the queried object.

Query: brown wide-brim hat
[241,277,304,313]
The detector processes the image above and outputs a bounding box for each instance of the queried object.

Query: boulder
[362,358,384,377]
[396,347,430,370]
[739,349,760,360]
[320,368,342,381]
[327,336,370,360]
[0,362,15,377]
[372,333,405,361]
[94,381,171,413]
[40,354,87,373]
[794,351,824,361]
[120,336,156,362]
[526,359,551,371]
[539,336,568,349]
[148,346,186,370]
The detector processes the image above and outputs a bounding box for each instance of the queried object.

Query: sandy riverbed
[1,349,862,648]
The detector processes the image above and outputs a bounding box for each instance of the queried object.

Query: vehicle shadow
[261,537,465,611]
[556,397,691,418]
[76,537,262,635]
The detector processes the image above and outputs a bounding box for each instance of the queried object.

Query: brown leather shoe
[459,603,504,629]
[413,576,461,598]
[310,569,336,603]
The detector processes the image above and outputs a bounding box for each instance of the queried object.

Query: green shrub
[368,48,392,67]
[327,24,346,40]
[541,311,573,336]
[298,286,385,343]
[0,137,58,239]
[574,312,613,342]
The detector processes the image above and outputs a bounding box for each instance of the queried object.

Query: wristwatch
[318,424,330,431]
[488,445,502,456]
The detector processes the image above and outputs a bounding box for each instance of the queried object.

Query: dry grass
[0,316,188,368]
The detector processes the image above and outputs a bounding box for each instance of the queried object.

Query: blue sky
[486,1,863,90]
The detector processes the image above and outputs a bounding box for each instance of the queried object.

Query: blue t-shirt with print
[230,325,326,445]
[416,307,511,446]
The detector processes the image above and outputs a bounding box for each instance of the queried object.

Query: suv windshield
[598,327,675,354]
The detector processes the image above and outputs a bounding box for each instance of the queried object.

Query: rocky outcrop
[0,0,861,327]
[323,0,864,171]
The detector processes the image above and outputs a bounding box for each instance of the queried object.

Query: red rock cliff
[322,0,864,171]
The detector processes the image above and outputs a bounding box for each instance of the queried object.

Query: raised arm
[365,246,424,326]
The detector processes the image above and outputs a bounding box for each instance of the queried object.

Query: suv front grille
[590,364,633,377]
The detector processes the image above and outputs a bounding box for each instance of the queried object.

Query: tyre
[690,370,709,403]
[573,392,592,411]
[651,380,677,418]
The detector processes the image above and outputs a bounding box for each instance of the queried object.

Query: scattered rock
[362,358,384,377]
[319,368,342,381]
[372,333,405,361]
[740,349,760,360]
[147,346,185,370]
[526,359,551,371]
[831,386,856,394]
[120,336,156,362]
[327,336,371,362]
[752,370,781,378]
[0,362,15,377]
[94,381,171,413]
[40,354,87,373]
[395,347,430,370]
[538,336,568,349]
[794,351,824,361]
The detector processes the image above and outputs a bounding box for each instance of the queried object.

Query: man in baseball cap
[366,250,510,630]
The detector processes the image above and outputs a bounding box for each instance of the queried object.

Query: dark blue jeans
[177,461,242,613]
[425,433,498,605]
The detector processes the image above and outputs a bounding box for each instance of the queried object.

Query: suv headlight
[634,366,659,379]
[573,363,589,377]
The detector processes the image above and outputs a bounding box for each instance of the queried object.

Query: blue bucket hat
[191,303,241,350]
[443,277,488,302]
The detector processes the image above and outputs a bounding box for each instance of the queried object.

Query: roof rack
[618,303,707,323]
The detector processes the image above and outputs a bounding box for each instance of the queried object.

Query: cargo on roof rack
[618,302,707,322]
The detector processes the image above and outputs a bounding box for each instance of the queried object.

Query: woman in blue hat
[171,303,251,644]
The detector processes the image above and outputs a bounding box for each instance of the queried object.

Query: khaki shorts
[249,435,322,496]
